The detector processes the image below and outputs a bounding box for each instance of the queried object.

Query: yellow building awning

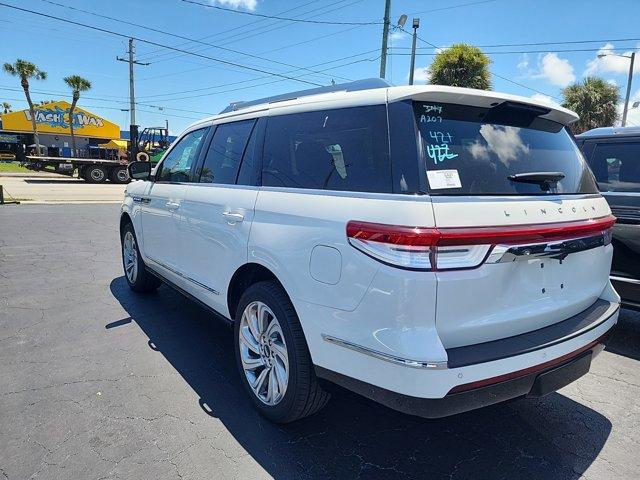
[98,139,128,149]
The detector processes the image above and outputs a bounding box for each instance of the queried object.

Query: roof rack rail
[219,78,392,114]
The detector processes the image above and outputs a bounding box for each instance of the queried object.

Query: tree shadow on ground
[110,276,612,480]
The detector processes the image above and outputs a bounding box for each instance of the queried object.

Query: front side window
[413,102,599,195]
[199,119,256,185]
[588,142,640,192]
[262,105,392,193]
[157,128,207,183]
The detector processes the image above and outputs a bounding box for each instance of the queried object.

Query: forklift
[133,126,170,164]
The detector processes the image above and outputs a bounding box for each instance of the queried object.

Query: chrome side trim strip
[610,275,640,285]
[321,334,448,370]
[147,256,219,295]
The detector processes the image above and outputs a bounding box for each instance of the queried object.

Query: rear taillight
[346,215,616,271]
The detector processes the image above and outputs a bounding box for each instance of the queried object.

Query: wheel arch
[120,212,132,238]
[227,263,289,321]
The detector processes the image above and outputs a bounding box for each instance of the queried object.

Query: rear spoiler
[387,85,578,126]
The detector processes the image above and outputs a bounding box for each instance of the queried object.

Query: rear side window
[262,105,392,193]
[199,119,256,185]
[588,142,640,192]
[413,102,599,195]
[157,128,207,183]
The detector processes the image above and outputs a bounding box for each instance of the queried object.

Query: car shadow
[109,276,612,480]
[605,308,640,361]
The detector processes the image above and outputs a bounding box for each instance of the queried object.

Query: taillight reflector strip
[347,215,616,248]
[346,215,615,271]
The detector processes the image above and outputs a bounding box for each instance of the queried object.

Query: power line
[1,96,202,121]
[1,46,379,106]
[457,37,640,49]
[137,51,382,103]
[137,0,320,58]
[407,0,499,15]
[36,0,351,83]
[136,49,379,100]
[390,46,639,55]
[143,0,363,65]
[179,0,381,25]
[401,27,561,101]
[2,49,381,109]
[0,2,325,88]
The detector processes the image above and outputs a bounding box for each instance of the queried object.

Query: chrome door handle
[165,201,180,210]
[222,211,244,224]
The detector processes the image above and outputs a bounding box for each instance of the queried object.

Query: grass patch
[0,162,30,173]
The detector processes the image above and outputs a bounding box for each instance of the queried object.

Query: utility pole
[117,39,149,161]
[379,0,391,78]
[408,18,420,85]
[622,52,636,127]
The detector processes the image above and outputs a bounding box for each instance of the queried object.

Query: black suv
[576,126,640,309]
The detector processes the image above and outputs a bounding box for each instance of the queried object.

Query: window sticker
[427,169,462,189]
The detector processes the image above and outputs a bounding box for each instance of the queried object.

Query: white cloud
[607,79,618,86]
[530,93,559,106]
[411,67,430,83]
[467,125,529,166]
[518,53,575,87]
[517,53,529,71]
[389,30,406,41]
[584,43,640,76]
[533,53,576,87]
[615,88,640,126]
[209,0,257,10]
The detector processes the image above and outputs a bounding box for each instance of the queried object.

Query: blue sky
[2,0,640,134]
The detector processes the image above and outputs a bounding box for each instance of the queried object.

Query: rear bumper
[316,340,607,418]
[314,300,618,417]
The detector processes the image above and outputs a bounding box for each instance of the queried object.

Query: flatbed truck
[22,156,131,183]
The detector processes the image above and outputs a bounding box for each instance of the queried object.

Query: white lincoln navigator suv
[120,79,619,423]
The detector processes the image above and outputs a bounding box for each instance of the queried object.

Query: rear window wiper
[508,172,565,191]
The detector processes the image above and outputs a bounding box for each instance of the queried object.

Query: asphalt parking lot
[1,204,639,480]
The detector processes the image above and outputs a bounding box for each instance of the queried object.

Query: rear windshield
[413,101,599,195]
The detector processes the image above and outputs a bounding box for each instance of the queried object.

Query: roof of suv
[575,126,640,139]
[188,78,579,129]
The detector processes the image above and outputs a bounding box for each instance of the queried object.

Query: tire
[234,281,330,423]
[110,166,130,184]
[136,152,150,162]
[84,165,108,183]
[121,222,161,293]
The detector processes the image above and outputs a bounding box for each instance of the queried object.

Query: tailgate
[432,195,614,348]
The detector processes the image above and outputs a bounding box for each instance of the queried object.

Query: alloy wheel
[239,301,289,406]
[123,231,138,283]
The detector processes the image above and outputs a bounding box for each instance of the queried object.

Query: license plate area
[527,351,592,397]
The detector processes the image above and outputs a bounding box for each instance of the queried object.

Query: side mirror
[128,161,152,181]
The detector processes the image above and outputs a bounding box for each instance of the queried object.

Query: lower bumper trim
[315,328,612,419]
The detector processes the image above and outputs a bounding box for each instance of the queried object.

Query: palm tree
[63,75,92,157]
[3,59,47,154]
[562,77,620,134]
[1,101,11,114]
[428,43,492,90]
